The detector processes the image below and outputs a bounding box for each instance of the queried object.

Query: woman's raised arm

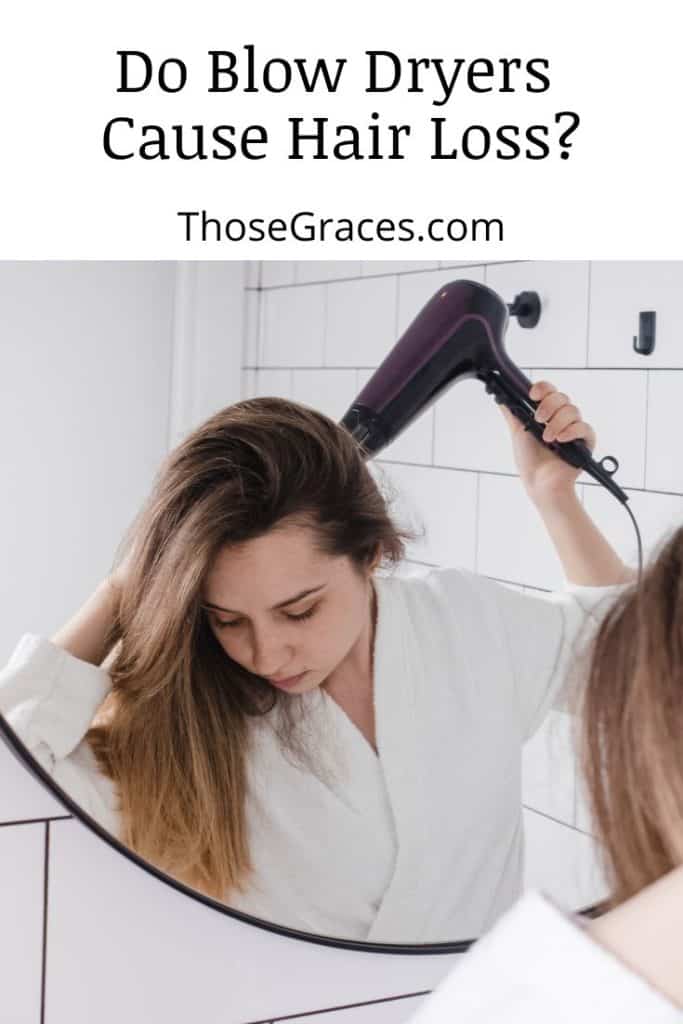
[51,576,121,666]
[499,380,635,587]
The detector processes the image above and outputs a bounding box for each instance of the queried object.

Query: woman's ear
[367,544,382,574]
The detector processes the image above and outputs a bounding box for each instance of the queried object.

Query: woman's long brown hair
[578,524,683,906]
[86,397,410,901]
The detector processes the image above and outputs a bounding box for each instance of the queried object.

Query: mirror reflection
[0,260,678,948]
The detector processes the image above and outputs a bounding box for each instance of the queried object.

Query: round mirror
[2,260,655,954]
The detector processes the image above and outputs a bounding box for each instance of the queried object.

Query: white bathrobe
[0,565,624,946]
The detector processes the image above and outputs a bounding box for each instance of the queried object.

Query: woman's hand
[499,380,596,504]
[108,551,132,610]
[51,549,133,666]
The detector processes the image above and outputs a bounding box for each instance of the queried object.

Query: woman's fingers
[528,380,557,404]
[555,420,597,450]
[534,389,574,427]
[529,379,595,450]
[541,403,581,441]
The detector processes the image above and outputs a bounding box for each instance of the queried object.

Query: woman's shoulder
[411,891,681,1023]
[376,563,498,611]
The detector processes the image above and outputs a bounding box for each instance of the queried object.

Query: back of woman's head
[87,397,407,899]
[579,524,683,906]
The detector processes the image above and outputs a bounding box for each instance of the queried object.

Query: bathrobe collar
[320,570,440,941]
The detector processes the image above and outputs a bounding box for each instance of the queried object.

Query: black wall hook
[507,290,541,328]
[633,311,656,355]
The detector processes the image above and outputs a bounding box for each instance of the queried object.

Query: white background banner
[2,0,679,258]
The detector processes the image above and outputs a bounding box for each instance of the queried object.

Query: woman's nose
[249,627,292,678]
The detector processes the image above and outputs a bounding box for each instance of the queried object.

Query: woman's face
[201,521,375,694]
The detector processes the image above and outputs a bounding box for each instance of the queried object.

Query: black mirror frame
[1,713,606,953]
[0,713,477,956]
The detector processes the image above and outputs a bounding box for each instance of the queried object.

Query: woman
[0,381,631,942]
[407,525,683,1019]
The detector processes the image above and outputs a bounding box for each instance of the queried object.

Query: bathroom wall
[242,259,683,913]
[1,260,681,1023]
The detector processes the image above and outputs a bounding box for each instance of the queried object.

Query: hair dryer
[340,279,628,505]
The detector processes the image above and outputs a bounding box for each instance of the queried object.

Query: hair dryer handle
[483,373,629,504]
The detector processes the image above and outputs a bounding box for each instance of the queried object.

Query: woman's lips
[267,671,307,690]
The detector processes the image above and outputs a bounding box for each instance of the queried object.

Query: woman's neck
[322,580,377,711]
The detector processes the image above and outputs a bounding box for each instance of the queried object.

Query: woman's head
[87,397,408,898]
[579,524,683,907]
[202,517,380,696]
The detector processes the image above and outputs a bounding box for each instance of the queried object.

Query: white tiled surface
[476,473,569,589]
[260,261,295,287]
[325,277,398,367]
[285,995,428,1024]
[0,823,45,1024]
[297,261,364,282]
[523,809,609,910]
[0,737,65,822]
[522,711,576,826]
[361,261,440,276]
[582,484,683,567]
[375,463,478,569]
[46,819,455,1024]
[292,368,358,421]
[2,260,683,1024]
[434,375,519,476]
[252,367,294,399]
[588,262,683,368]
[485,261,591,368]
[243,289,261,365]
[259,284,326,366]
[645,371,683,493]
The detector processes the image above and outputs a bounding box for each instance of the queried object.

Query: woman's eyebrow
[203,584,326,615]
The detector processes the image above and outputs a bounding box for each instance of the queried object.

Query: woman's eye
[286,606,317,623]
[214,618,241,630]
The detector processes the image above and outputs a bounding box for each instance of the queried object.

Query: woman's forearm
[533,489,635,586]
[51,579,118,666]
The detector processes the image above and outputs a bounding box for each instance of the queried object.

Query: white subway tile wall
[243,258,683,918]
[0,740,65,822]
[486,261,591,368]
[1,260,681,1024]
[326,276,398,367]
[0,823,45,1024]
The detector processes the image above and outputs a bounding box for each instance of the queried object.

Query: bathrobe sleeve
[407,891,681,1024]
[432,567,628,742]
[485,577,628,741]
[0,634,118,827]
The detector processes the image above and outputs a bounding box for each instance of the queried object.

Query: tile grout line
[241,364,683,373]
[474,473,481,572]
[0,815,72,829]
[374,459,683,500]
[643,369,651,490]
[40,821,50,1024]
[523,803,595,839]
[241,990,431,1024]
[257,266,507,290]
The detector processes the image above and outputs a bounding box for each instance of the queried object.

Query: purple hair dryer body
[340,279,628,504]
